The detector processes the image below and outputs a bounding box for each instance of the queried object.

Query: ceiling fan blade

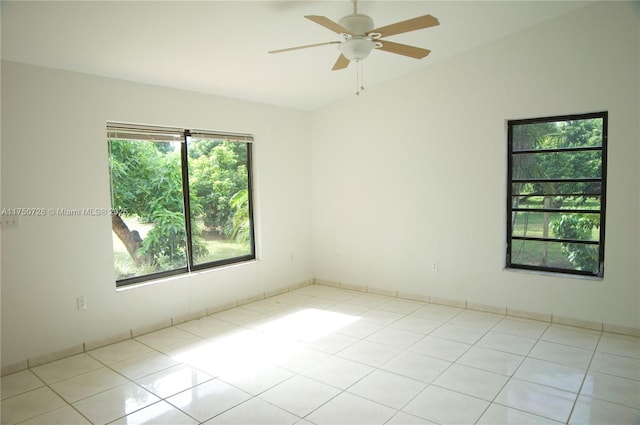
[376,40,431,59]
[269,41,341,54]
[305,15,351,35]
[332,54,350,70]
[369,14,439,38]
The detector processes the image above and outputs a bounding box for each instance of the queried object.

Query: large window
[507,112,607,277]
[108,123,255,286]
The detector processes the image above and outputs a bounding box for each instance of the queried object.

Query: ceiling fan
[268,0,440,72]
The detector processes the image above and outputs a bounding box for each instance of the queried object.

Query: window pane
[507,112,606,277]
[511,239,600,274]
[108,139,188,281]
[187,137,253,266]
[511,211,600,242]
[512,195,601,211]
[512,182,601,197]
[512,118,603,151]
[512,150,602,180]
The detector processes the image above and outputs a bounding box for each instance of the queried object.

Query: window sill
[115,259,259,292]
[504,267,604,282]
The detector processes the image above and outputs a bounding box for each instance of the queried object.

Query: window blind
[107,123,184,142]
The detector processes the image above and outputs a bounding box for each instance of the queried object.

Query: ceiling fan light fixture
[339,37,375,61]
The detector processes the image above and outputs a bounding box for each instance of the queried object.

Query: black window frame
[506,111,608,277]
[107,123,256,287]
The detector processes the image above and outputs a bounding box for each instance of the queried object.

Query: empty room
[1,1,639,424]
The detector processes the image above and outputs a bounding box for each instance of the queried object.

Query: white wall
[311,2,640,328]
[1,63,313,366]
[2,1,638,369]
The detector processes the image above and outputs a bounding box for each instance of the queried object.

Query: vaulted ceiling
[1,1,592,110]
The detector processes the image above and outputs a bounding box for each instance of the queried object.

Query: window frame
[108,123,256,287]
[506,111,608,277]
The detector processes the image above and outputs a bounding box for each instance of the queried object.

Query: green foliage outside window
[109,133,253,283]
[509,113,606,276]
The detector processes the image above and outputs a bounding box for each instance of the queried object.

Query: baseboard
[3,277,637,376]
[313,278,640,337]
[1,278,313,376]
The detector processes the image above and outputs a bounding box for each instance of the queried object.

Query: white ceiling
[1,1,593,110]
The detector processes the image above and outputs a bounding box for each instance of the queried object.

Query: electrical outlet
[77,296,88,310]
[431,262,438,272]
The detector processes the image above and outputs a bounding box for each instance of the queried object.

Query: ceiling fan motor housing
[338,13,374,36]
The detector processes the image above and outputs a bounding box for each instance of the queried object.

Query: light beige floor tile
[376,299,423,315]
[304,331,359,354]
[110,351,178,380]
[211,306,264,325]
[589,351,640,381]
[494,379,577,422]
[11,285,635,425]
[387,411,437,424]
[581,371,640,409]
[359,309,405,326]
[381,351,450,383]
[1,369,44,400]
[166,379,251,422]
[457,346,524,375]
[268,344,330,373]
[365,327,424,350]
[410,304,464,322]
[335,320,383,339]
[514,357,586,392]
[325,302,371,316]
[409,335,471,361]
[259,375,340,417]
[254,308,360,343]
[449,310,503,330]
[597,334,640,359]
[433,364,509,400]
[205,397,300,424]
[218,362,294,395]
[348,293,391,308]
[389,316,441,334]
[314,289,361,303]
[108,400,198,425]
[347,369,426,409]
[492,317,549,339]
[478,403,562,424]
[403,385,489,424]
[541,324,601,350]
[529,340,593,369]
[88,339,153,365]
[136,364,213,398]
[175,316,233,338]
[184,329,272,377]
[31,353,103,384]
[1,387,67,425]
[73,382,159,424]
[50,367,129,403]
[430,323,487,344]
[135,327,198,350]
[20,405,91,425]
[291,285,333,297]
[569,395,640,424]
[337,340,402,367]
[476,330,537,355]
[243,298,290,314]
[306,392,396,425]
[302,356,374,389]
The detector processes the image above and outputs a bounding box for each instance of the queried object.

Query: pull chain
[355,60,365,96]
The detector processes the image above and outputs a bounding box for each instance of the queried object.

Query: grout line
[3,284,639,425]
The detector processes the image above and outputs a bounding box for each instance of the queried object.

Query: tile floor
[2,284,639,424]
